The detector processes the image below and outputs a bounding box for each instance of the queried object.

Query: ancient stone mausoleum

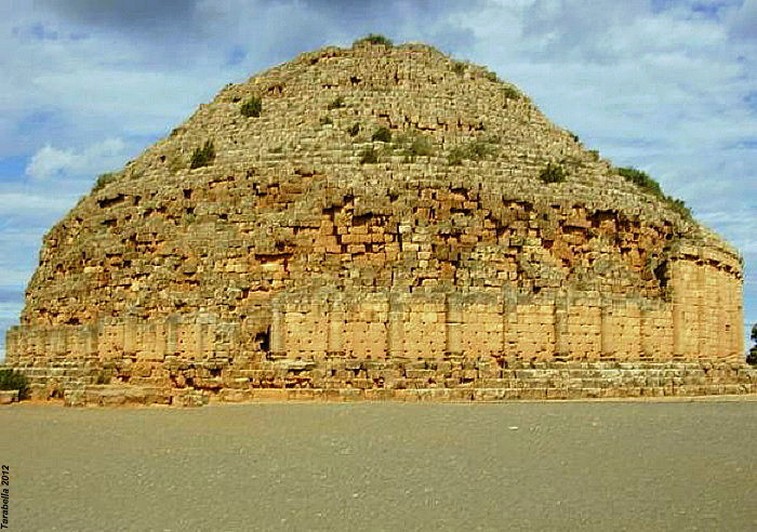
[5,39,753,405]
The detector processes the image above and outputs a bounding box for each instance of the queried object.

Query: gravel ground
[2,399,756,531]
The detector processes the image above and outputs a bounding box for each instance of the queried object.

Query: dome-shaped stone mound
[5,39,748,404]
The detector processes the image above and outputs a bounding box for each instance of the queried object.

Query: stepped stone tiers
[5,40,753,405]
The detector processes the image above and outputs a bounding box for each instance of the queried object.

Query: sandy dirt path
[2,399,756,531]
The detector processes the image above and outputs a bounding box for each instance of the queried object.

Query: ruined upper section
[21,39,741,327]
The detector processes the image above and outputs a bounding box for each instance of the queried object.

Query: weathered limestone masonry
[5,40,753,405]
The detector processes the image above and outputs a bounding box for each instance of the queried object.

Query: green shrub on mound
[354,34,393,47]
[0,368,29,399]
[539,162,567,184]
[616,166,692,219]
[190,140,216,169]
[240,96,262,118]
[748,324,757,366]
[371,126,392,143]
[448,136,499,166]
[93,171,117,192]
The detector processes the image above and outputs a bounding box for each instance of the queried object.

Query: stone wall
[4,42,748,404]
[6,254,743,369]
[5,248,749,406]
[4,359,756,407]
[277,252,738,362]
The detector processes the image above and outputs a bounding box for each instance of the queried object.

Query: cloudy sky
[0,0,755,358]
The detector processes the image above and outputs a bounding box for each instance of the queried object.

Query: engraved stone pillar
[155,321,167,360]
[75,325,89,359]
[52,328,67,358]
[732,280,744,359]
[66,326,80,359]
[194,314,215,359]
[32,328,44,360]
[640,306,653,359]
[497,294,506,357]
[89,322,101,360]
[42,328,54,362]
[672,303,684,358]
[670,261,685,358]
[554,293,569,358]
[387,293,405,358]
[502,289,518,358]
[123,317,136,356]
[139,323,153,360]
[695,264,705,358]
[183,319,197,359]
[446,295,462,355]
[270,304,287,356]
[166,315,180,355]
[600,301,615,359]
[193,320,203,359]
[328,295,345,355]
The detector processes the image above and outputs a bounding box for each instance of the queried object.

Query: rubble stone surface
[4,41,749,404]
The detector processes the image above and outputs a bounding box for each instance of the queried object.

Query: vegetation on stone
[190,140,216,169]
[95,369,113,385]
[616,166,691,218]
[359,146,379,164]
[0,368,28,399]
[617,167,664,197]
[354,34,393,47]
[448,136,498,165]
[539,162,567,184]
[328,96,345,110]
[748,324,757,366]
[397,133,434,160]
[240,96,262,118]
[93,171,117,191]
[357,131,433,163]
[502,86,521,100]
[484,70,500,83]
[667,197,692,219]
[371,126,392,143]
[347,122,360,137]
[452,60,467,75]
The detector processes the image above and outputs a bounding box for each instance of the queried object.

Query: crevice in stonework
[97,194,126,209]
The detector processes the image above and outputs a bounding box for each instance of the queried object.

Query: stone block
[0,390,19,404]
[520,387,547,400]
[171,389,209,407]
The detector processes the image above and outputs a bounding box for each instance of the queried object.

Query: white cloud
[25,138,127,180]
[24,144,77,180]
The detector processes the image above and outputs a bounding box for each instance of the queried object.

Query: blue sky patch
[226,46,247,67]
[0,156,30,182]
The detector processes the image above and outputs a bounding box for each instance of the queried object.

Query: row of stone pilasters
[269,266,742,361]
[5,259,744,365]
